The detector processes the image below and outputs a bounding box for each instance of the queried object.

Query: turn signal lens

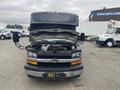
[27,59,38,65]
[71,60,81,66]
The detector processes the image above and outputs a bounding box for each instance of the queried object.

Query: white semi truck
[96,20,120,47]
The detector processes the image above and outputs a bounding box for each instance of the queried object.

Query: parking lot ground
[0,38,120,90]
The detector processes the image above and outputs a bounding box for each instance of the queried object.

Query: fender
[105,38,115,45]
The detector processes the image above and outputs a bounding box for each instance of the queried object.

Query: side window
[116,28,120,34]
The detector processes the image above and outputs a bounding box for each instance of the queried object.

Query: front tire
[0,35,5,40]
[105,40,114,47]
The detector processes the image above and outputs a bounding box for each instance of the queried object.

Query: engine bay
[26,39,81,59]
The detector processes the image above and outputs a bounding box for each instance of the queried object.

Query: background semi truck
[96,20,120,47]
[12,12,85,80]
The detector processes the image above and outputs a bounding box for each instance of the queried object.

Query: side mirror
[12,32,20,43]
[79,33,85,41]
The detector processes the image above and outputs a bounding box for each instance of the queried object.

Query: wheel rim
[1,36,4,40]
[107,42,112,47]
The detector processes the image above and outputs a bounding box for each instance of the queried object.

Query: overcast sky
[0,0,120,25]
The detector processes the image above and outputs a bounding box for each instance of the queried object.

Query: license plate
[43,72,66,80]
[48,72,56,78]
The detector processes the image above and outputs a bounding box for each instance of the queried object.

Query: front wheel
[0,35,5,40]
[105,40,114,47]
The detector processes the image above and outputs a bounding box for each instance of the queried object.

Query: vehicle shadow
[26,76,82,89]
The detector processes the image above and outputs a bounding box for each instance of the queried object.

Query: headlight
[72,52,80,58]
[27,51,37,58]
[99,37,106,41]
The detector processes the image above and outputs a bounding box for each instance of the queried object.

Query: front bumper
[24,64,83,80]
[96,40,105,45]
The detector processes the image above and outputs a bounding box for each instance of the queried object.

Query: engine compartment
[26,39,80,59]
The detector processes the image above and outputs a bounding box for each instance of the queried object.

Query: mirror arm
[15,42,26,50]
[77,36,84,45]
[79,41,84,45]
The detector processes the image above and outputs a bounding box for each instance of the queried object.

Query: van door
[115,28,120,45]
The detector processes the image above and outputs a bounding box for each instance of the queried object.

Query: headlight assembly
[72,52,81,58]
[27,51,37,58]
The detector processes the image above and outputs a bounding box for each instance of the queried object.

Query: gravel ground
[0,38,120,90]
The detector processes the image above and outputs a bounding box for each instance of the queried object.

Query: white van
[0,29,12,40]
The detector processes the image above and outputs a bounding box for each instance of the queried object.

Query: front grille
[37,55,72,59]
[38,62,71,68]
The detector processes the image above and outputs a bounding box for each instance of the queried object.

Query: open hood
[30,29,79,42]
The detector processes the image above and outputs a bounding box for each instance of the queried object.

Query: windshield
[30,29,78,42]
[105,27,115,34]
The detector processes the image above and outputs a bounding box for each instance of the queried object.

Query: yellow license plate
[48,72,55,78]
